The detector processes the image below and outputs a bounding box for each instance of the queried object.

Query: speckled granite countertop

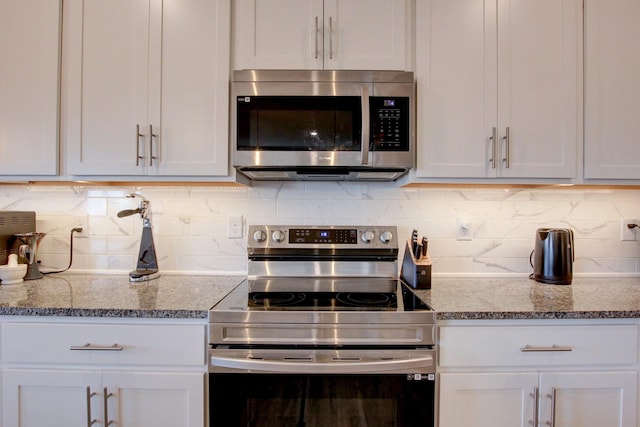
[0,274,244,319]
[412,276,640,320]
[2,274,640,321]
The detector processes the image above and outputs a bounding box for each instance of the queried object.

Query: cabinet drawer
[1,322,205,366]
[439,324,638,367]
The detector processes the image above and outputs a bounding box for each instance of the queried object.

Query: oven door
[208,348,436,427]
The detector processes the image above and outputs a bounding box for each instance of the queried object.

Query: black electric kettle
[529,228,574,285]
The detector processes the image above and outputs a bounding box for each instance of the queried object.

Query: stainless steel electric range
[208,225,436,427]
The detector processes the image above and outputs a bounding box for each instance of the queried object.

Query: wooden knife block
[400,239,432,289]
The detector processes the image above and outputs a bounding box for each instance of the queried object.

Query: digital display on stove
[289,228,358,244]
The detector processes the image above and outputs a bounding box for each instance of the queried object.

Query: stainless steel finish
[361,84,370,165]
[503,126,511,168]
[149,124,158,166]
[248,224,399,251]
[328,16,334,59]
[490,126,497,169]
[530,386,539,427]
[546,388,557,427]
[210,320,434,347]
[209,348,435,374]
[233,69,415,83]
[135,124,144,166]
[314,16,319,59]
[209,224,435,379]
[231,70,415,181]
[86,387,98,426]
[520,344,573,352]
[70,343,124,351]
[248,261,397,280]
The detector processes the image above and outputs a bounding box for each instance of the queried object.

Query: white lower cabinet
[3,369,203,427]
[1,320,206,427]
[437,321,639,427]
[440,371,637,427]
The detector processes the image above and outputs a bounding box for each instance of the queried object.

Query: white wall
[1,183,639,277]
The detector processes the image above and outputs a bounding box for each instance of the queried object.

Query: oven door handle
[210,354,434,374]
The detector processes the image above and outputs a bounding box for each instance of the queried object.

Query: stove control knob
[361,231,375,243]
[253,229,267,242]
[380,231,393,243]
[271,230,286,243]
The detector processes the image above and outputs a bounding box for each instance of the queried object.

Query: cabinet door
[149,0,230,176]
[539,372,637,427]
[103,371,204,427]
[496,0,579,179]
[415,0,497,178]
[65,0,150,175]
[439,372,538,427]
[323,0,407,70]
[233,0,323,70]
[0,0,60,176]
[584,0,640,179]
[415,0,579,179]
[2,369,102,427]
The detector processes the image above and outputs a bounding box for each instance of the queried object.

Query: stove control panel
[248,225,397,249]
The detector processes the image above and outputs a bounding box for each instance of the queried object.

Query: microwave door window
[236,96,362,151]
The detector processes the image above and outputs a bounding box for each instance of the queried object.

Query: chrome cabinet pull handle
[86,387,98,426]
[489,127,497,169]
[503,126,510,168]
[104,387,116,426]
[314,16,319,59]
[360,84,370,165]
[529,386,539,427]
[149,124,158,166]
[70,343,124,351]
[546,388,557,427]
[329,16,334,59]
[520,344,573,352]
[135,124,144,166]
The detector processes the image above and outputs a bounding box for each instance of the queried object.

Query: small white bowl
[0,264,27,285]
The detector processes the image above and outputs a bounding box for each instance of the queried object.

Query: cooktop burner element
[248,290,398,311]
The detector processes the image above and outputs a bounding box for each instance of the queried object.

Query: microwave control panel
[370,97,410,151]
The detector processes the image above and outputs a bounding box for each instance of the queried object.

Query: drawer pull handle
[520,344,573,352]
[70,343,124,351]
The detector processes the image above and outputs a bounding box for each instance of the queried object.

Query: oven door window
[210,373,435,427]
[236,96,362,151]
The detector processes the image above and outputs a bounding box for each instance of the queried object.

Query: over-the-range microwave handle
[360,84,370,165]
[210,354,434,374]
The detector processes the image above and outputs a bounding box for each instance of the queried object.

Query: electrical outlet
[73,216,88,234]
[621,218,638,241]
[456,220,472,241]
[228,216,243,239]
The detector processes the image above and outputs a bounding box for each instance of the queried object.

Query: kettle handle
[529,249,534,268]
[569,228,575,262]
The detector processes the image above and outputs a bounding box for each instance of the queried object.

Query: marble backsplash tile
[1,183,639,276]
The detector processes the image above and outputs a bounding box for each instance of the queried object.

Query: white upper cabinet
[584,0,640,180]
[64,0,230,177]
[415,0,580,179]
[232,0,408,70]
[0,0,60,176]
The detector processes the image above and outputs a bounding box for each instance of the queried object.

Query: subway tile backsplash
[1,183,639,277]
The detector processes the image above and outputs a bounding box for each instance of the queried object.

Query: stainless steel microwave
[231,70,415,181]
